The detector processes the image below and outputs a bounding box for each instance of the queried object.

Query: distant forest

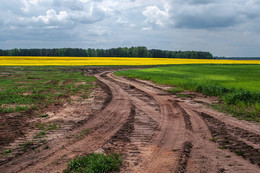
[0,47,213,59]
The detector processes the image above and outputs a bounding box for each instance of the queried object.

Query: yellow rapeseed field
[1,56,260,66]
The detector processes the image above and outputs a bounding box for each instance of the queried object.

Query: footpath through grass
[115,64,260,122]
[0,66,96,114]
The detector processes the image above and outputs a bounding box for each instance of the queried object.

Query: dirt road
[0,69,260,172]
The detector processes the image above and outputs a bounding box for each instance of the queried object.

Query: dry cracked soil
[0,68,260,173]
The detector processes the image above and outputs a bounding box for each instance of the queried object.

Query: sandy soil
[0,69,259,173]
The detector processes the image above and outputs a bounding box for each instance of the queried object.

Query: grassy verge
[64,153,122,173]
[115,64,260,122]
[0,66,96,114]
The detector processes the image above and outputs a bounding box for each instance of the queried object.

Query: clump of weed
[47,123,60,131]
[76,129,91,139]
[3,149,12,156]
[235,150,244,156]
[64,153,122,173]
[209,138,218,142]
[219,146,227,150]
[34,130,46,139]
[36,123,61,131]
[40,114,49,118]
[21,141,34,151]
[0,107,14,113]
[40,139,47,144]
[15,106,30,112]
[36,123,46,130]
[44,145,49,150]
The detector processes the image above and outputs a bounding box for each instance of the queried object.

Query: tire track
[175,141,193,173]
[104,72,190,172]
[198,111,260,167]
[112,73,260,172]
[0,72,133,173]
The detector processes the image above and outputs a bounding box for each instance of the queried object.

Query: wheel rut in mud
[100,72,192,172]
[198,111,260,166]
[97,72,260,172]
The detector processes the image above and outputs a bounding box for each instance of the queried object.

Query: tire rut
[101,72,160,112]
[113,73,260,172]
[171,100,193,131]
[0,73,133,173]
[175,141,193,173]
[104,72,189,172]
[198,111,260,167]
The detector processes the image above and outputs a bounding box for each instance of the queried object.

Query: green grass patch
[3,149,12,156]
[21,141,34,151]
[34,122,61,139]
[0,66,96,114]
[235,150,244,156]
[75,129,91,139]
[36,123,46,130]
[34,130,46,139]
[116,64,260,122]
[47,123,61,131]
[168,87,184,94]
[64,153,122,173]
[219,146,227,150]
[39,114,49,118]
[209,138,218,142]
[36,123,61,131]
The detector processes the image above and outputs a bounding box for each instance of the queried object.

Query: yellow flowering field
[1,56,260,66]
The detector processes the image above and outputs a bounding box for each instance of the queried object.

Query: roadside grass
[64,153,122,173]
[115,64,260,122]
[168,87,184,94]
[0,66,96,114]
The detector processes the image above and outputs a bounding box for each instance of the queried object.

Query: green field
[115,64,260,122]
[0,66,96,114]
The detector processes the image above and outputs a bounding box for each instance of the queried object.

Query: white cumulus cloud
[32,9,68,25]
[143,5,169,27]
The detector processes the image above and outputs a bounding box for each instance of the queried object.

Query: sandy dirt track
[0,69,260,173]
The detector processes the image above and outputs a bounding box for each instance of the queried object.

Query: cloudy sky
[0,0,260,57]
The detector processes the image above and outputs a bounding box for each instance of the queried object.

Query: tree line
[0,47,213,59]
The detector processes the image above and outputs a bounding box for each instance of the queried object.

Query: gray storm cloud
[0,0,259,57]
